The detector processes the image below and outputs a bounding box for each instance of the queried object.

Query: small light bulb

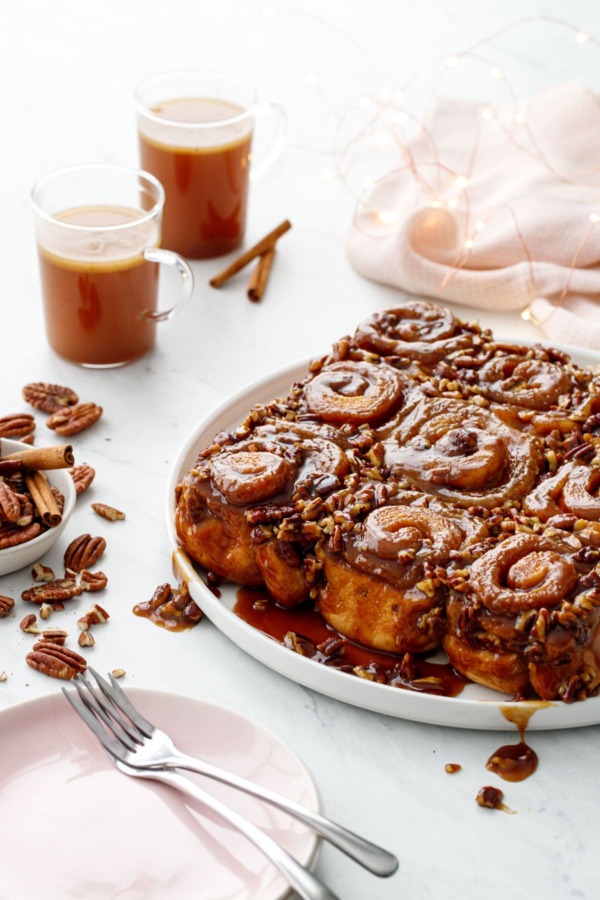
[358,95,372,109]
[430,200,443,208]
[590,213,600,223]
[464,238,474,249]
[377,211,398,225]
[481,106,493,120]
[475,221,486,232]
[576,29,590,43]
[374,130,391,149]
[455,175,469,189]
[446,56,459,68]
[448,198,459,209]
[515,112,526,124]
[490,67,504,80]
[379,87,392,103]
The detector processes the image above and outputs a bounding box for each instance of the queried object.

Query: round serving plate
[165,344,600,731]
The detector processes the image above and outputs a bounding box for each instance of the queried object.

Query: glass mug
[135,70,286,259]
[31,164,193,367]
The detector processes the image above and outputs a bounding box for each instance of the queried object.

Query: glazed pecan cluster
[175,301,600,703]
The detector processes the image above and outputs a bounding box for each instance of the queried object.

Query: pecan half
[0,522,42,549]
[22,382,79,414]
[91,503,125,522]
[0,595,15,617]
[47,402,103,436]
[0,413,36,438]
[26,641,87,679]
[21,578,82,604]
[80,570,108,592]
[0,481,21,523]
[69,465,96,495]
[64,534,106,573]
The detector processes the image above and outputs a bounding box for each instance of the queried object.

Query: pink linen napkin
[347,83,600,350]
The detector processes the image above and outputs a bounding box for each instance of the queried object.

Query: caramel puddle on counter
[485,701,552,783]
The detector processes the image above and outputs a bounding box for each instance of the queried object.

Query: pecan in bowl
[0,439,76,576]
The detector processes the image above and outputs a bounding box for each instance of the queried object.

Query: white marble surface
[2,2,600,898]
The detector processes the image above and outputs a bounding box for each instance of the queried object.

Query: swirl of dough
[479,356,570,410]
[210,449,292,505]
[302,360,404,425]
[354,301,470,363]
[469,533,579,615]
[345,506,462,587]
[523,461,600,523]
[384,399,542,508]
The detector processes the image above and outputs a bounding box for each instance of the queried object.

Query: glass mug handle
[250,102,287,181]
[141,248,194,322]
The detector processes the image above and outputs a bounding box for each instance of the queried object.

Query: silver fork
[64,668,398,879]
[64,674,337,900]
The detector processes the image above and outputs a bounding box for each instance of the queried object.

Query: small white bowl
[0,439,76,576]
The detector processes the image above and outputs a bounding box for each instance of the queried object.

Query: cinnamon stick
[209,219,291,288]
[247,247,276,302]
[24,472,62,528]
[3,444,74,471]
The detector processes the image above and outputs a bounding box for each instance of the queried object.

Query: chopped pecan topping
[47,402,103,436]
[64,534,106,573]
[26,641,87,680]
[69,464,96,495]
[22,382,79,414]
[111,668,126,679]
[21,578,82,604]
[91,503,125,522]
[445,763,462,774]
[0,595,15,617]
[0,413,36,438]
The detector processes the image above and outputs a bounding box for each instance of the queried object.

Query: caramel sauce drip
[484,702,550,782]
[234,587,467,697]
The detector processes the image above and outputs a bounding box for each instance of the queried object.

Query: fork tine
[62,685,133,760]
[88,666,154,737]
[75,672,142,747]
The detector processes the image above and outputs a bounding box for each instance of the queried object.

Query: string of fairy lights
[218,11,600,323]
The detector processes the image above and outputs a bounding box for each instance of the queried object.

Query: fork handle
[135,766,338,900]
[162,751,398,878]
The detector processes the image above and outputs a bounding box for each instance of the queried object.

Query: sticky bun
[175,300,600,703]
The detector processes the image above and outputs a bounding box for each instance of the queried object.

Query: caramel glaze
[133,582,203,633]
[485,702,550,782]
[235,587,468,697]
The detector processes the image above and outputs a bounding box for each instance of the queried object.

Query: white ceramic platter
[165,348,600,731]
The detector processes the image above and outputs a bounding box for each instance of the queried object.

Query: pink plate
[0,688,321,899]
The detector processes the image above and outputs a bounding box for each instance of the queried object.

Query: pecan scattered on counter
[26,640,87,679]
[21,578,82,604]
[92,503,125,522]
[47,402,102,436]
[63,534,106,573]
[22,382,79,414]
[0,595,15,617]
